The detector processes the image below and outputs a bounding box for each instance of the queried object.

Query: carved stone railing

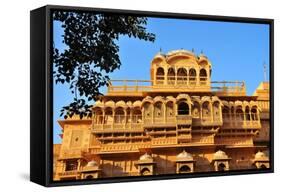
[107,80,244,96]
[58,170,78,176]
[99,143,151,152]
[176,115,192,125]
[151,138,177,145]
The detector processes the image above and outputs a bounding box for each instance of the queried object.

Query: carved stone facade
[53,50,270,180]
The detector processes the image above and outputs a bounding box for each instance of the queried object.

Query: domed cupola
[212,150,231,171]
[176,150,193,161]
[213,150,229,160]
[136,153,155,176]
[176,150,195,173]
[253,151,269,169]
[139,153,153,161]
[80,160,101,179]
[86,160,98,167]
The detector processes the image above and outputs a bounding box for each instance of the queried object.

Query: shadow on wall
[193,154,213,172]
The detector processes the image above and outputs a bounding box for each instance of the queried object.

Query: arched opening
[245,106,251,121]
[140,168,151,176]
[179,165,191,173]
[156,67,165,84]
[154,101,164,123]
[114,107,125,124]
[235,106,244,122]
[202,101,211,121]
[126,108,131,123]
[199,68,207,84]
[189,68,197,85]
[251,106,258,121]
[192,101,200,118]
[260,164,267,169]
[93,107,103,124]
[251,163,258,169]
[213,101,220,122]
[166,101,174,123]
[222,106,230,125]
[132,107,142,123]
[177,68,187,85]
[167,68,175,85]
[104,107,113,125]
[218,163,226,171]
[86,175,93,179]
[143,102,153,123]
[178,102,189,115]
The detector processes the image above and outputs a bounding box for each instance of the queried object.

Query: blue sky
[53,16,269,144]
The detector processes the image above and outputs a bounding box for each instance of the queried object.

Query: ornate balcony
[92,115,143,132]
[192,117,223,126]
[222,113,261,129]
[176,115,192,125]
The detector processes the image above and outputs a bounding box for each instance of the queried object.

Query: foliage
[53,11,155,119]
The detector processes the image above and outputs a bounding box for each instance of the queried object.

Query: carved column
[164,66,168,85]
[210,103,214,123]
[164,103,167,123]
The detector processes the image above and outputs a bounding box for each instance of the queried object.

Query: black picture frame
[30,4,274,187]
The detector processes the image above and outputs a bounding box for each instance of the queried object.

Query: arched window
[156,67,165,84]
[177,68,187,85]
[199,68,207,84]
[189,68,197,85]
[245,106,250,121]
[86,175,93,179]
[192,101,200,118]
[93,107,103,124]
[202,101,211,120]
[132,107,142,123]
[140,168,151,176]
[166,101,174,117]
[104,107,113,124]
[213,101,220,121]
[167,68,176,85]
[143,102,153,123]
[218,163,226,171]
[154,102,164,122]
[251,106,258,121]
[222,106,230,124]
[114,107,125,124]
[178,102,189,115]
[179,165,191,173]
[260,164,267,169]
[235,106,243,121]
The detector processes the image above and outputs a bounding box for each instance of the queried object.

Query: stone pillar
[164,66,168,85]
[164,103,167,123]
[210,103,214,123]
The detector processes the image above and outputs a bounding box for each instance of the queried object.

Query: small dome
[86,160,98,167]
[116,100,127,108]
[213,150,229,160]
[93,100,104,108]
[255,151,269,160]
[139,153,153,161]
[133,100,142,108]
[105,100,115,108]
[177,150,193,160]
[166,49,195,57]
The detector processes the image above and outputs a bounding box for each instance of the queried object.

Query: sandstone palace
[53,49,270,180]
